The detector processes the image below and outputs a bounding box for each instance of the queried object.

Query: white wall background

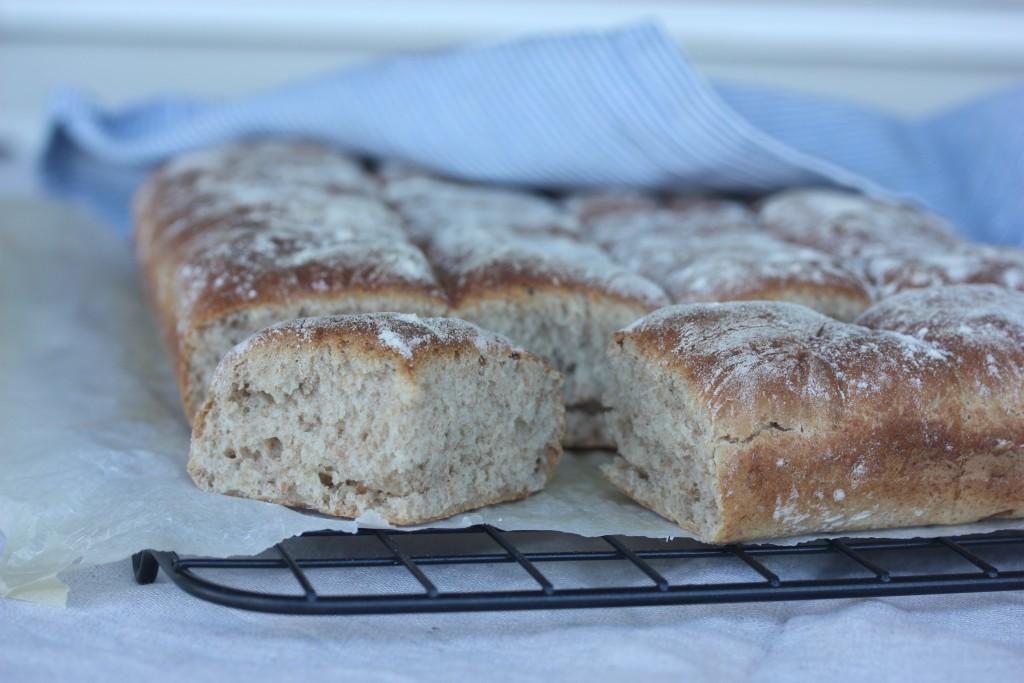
[2,0,1024,160]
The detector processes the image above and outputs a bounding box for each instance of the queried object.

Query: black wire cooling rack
[132,526,1024,614]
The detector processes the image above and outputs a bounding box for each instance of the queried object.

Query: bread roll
[582,199,756,249]
[585,201,872,321]
[603,285,1024,542]
[757,187,960,258]
[188,314,564,524]
[756,188,1024,301]
[862,243,1024,298]
[378,162,582,242]
[562,190,661,225]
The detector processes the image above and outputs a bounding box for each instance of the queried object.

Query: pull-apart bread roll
[380,166,669,447]
[757,188,961,258]
[378,162,584,242]
[655,233,871,322]
[753,188,1024,298]
[582,197,757,251]
[188,314,564,524]
[603,285,1024,542]
[562,190,661,225]
[862,243,1024,299]
[135,142,447,420]
[585,199,872,321]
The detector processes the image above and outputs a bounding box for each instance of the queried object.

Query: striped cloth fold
[40,23,1024,244]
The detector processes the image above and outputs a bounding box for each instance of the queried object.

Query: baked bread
[563,190,661,225]
[188,314,564,524]
[378,162,583,242]
[135,142,447,420]
[602,285,1024,542]
[861,243,1024,298]
[585,201,872,321]
[756,188,1024,300]
[379,166,669,447]
[582,199,757,249]
[658,233,872,321]
[757,187,960,258]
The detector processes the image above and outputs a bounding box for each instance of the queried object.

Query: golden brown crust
[714,425,1024,542]
[612,285,1024,541]
[177,236,444,327]
[615,301,945,439]
[136,160,444,332]
[135,140,377,257]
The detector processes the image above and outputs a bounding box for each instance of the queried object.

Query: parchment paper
[2,199,1020,606]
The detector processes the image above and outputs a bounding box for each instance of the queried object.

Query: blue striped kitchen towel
[41,23,1024,244]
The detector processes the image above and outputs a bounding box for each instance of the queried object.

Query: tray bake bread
[188,314,563,524]
[137,139,1024,537]
[602,285,1024,542]
[136,143,985,440]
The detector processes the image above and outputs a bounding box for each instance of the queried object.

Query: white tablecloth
[2,558,1022,682]
[2,180,1021,681]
